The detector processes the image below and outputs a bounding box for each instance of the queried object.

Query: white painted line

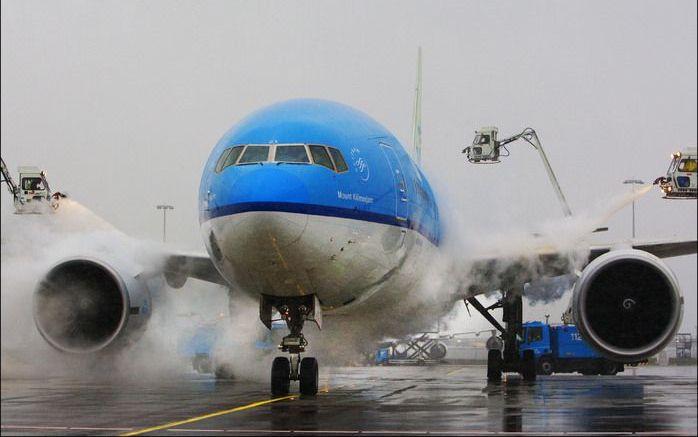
[1,425,69,430]
[4,424,694,436]
[1,424,134,432]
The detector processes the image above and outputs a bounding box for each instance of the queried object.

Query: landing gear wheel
[538,358,554,376]
[299,357,319,395]
[487,349,503,382]
[271,357,291,396]
[521,351,537,381]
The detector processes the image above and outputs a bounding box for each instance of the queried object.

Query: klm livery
[199,99,440,310]
[32,70,692,398]
[197,99,442,394]
[200,99,440,244]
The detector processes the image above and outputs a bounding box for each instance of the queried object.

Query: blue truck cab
[520,321,624,376]
[179,319,287,376]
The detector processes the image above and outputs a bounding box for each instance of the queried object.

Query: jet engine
[33,257,152,354]
[572,249,683,362]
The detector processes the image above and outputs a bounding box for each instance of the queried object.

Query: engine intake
[33,257,151,354]
[572,249,683,362]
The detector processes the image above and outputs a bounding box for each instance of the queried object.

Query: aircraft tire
[299,357,319,396]
[487,349,502,382]
[271,357,291,396]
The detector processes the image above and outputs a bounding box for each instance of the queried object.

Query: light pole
[156,204,174,242]
[623,179,644,239]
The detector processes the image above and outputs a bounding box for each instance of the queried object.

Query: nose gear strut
[261,294,321,396]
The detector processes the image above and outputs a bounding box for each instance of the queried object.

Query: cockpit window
[309,145,334,170]
[215,143,348,173]
[275,145,310,163]
[328,147,348,172]
[678,158,697,172]
[215,148,232,173]
[238,145,270,164]
[215,146,244,172]
[225,146,244,167]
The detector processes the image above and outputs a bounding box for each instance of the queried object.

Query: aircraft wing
[461,238,697,297]
[589,239,698,261]
[163,253,229,288]
[160,238,697,293]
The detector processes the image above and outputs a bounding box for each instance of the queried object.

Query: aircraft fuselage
[199,99,441,313]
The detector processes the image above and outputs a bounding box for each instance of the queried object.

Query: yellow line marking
[121,395,295,436]
[446,367,464,376]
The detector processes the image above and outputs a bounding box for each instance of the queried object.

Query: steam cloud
[1,199,227,381]
[1,185,653,379]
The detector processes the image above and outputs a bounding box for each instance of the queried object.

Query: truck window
[22,177,43,190]
[473,134,490,145]
[678,158,697,172]
[527,327,543,343]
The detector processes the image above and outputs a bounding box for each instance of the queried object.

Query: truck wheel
[487,349,502,382]
[521,350,537,381]
[214,363,235,380]
[538,358,554,376]
[429,342,447,360]
[601,361,618,375]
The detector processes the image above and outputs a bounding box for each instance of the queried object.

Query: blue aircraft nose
[206,166,315,284]
[206,166,313,254]
[222,165,311,205]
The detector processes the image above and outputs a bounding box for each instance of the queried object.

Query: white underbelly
[200,211,437,311]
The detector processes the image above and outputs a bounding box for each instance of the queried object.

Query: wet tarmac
[1,364,696,436]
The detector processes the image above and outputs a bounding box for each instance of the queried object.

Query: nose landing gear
[261,294,322,396]
[270,354,320,395]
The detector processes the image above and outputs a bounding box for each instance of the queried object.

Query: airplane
[30,68,697,397]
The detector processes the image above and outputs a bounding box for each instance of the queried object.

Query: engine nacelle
[572,249,683,362]
[33,257,152,354]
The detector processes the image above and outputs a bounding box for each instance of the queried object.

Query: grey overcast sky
[2,0,696,332]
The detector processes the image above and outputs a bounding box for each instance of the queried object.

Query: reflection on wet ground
[1,365,696,435]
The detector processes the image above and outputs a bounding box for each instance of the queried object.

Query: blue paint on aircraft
[199,99,441,245]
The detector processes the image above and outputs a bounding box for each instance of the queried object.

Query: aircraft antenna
[411,47,423,165]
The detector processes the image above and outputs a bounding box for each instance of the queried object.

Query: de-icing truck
[654,147,697,199]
